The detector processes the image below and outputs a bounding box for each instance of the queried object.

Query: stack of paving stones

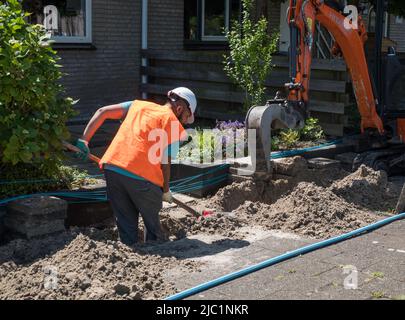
[5,196,67,239]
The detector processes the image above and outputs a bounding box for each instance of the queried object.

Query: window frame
[184,0,240,47]
[36,0,92,44]
[201,0,230,42]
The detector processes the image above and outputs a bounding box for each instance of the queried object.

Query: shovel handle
[62,141,101,164]
[172,197,201,218]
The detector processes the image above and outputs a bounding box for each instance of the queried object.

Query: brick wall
[57,0,141,120]
[148,0,184,51]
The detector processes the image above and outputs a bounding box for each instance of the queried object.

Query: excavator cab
[382,48,405,139]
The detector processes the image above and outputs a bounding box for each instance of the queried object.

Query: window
[184,0,241,43]
[23,0,92,43]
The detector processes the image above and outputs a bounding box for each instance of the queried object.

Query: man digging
[75,87,197,245]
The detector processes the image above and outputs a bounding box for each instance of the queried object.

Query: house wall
[148,0,282,52]
[57,0,142,120]
[148,0,184,51]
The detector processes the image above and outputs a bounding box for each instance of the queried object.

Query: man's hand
[75,139,90,160]
[162,191,173,203]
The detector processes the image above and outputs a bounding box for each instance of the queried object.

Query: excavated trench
[159,158,402,240]
[0,156,403,300]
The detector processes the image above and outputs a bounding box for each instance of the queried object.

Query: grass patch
[371,291,386,299]
[371,272,385,279]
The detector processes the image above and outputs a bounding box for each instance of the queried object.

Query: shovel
[171,197,215,219]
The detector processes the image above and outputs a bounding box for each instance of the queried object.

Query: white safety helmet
[168,87,197,124]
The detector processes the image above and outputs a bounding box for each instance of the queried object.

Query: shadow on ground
[137,237,250,260]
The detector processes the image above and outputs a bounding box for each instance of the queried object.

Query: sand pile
[0,228,198,300]
[329,165,390,210]
[207,178,294,212]
[209,180,261,211]
[257,182,379,238]
[183,180,380,239]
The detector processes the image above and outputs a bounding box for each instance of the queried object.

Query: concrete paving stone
[320,251,382,272]
[308,264,371,292]
[228,248,288,270]
[187,288,233,300]
[372,220,405,234]
[359,278,405,300]
[361,262,405,283]
[299,246,344,261]
[203,266,336,300]
[253,236,315,254]
[263,287,369,300]
[365,228,405,246]
[329,239,391,260]
[276,257,338,277]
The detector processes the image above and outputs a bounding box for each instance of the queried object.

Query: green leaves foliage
[272,117,325,150]
[224,0,279,110]
[0,0,77,170]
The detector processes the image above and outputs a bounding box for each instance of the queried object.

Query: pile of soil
[183,182,380,239]
[0,228,198,300]
[179,164,394,239]
[329,165,392,211]
[257,182,379,238]
[0,157,400,300]
[209,180,261,211]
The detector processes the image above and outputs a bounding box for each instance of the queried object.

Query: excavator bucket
[245,100,305,174]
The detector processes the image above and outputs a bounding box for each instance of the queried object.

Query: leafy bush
[0,0,76,174]
[178,121,247,163]
[271,117,325,150]
[224,0,279,110]
[177,117,324,161]
[279,129,300,149]
[299,117,325,141]
[0,163,95,199]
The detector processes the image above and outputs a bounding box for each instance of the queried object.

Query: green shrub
[271,117,324,150]
[0,163,96,199]
[224,0,279,110]
[299,117,325,140]
[0,0,77,174]
[279,129,300,149]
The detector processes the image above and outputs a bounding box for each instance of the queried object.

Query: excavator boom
[246,0,405,174]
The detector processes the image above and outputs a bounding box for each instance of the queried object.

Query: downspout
[141,0,148,99]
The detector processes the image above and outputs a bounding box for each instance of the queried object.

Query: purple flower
[215,120,245,131]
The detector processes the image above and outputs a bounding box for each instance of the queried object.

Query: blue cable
[165,212,405,300]
[270,139,343,159]
[0,173,230,205]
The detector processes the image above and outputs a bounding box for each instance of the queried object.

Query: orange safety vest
[100,100,186,187]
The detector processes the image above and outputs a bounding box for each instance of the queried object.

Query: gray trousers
[105,170,163,245]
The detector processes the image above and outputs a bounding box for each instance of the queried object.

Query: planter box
[5,196,67,239]
[170,162,230,198]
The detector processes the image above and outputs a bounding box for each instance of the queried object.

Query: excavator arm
[287,0,384,133]
[246,0,387,174]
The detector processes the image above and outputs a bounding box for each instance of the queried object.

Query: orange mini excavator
[246,0,405,175]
